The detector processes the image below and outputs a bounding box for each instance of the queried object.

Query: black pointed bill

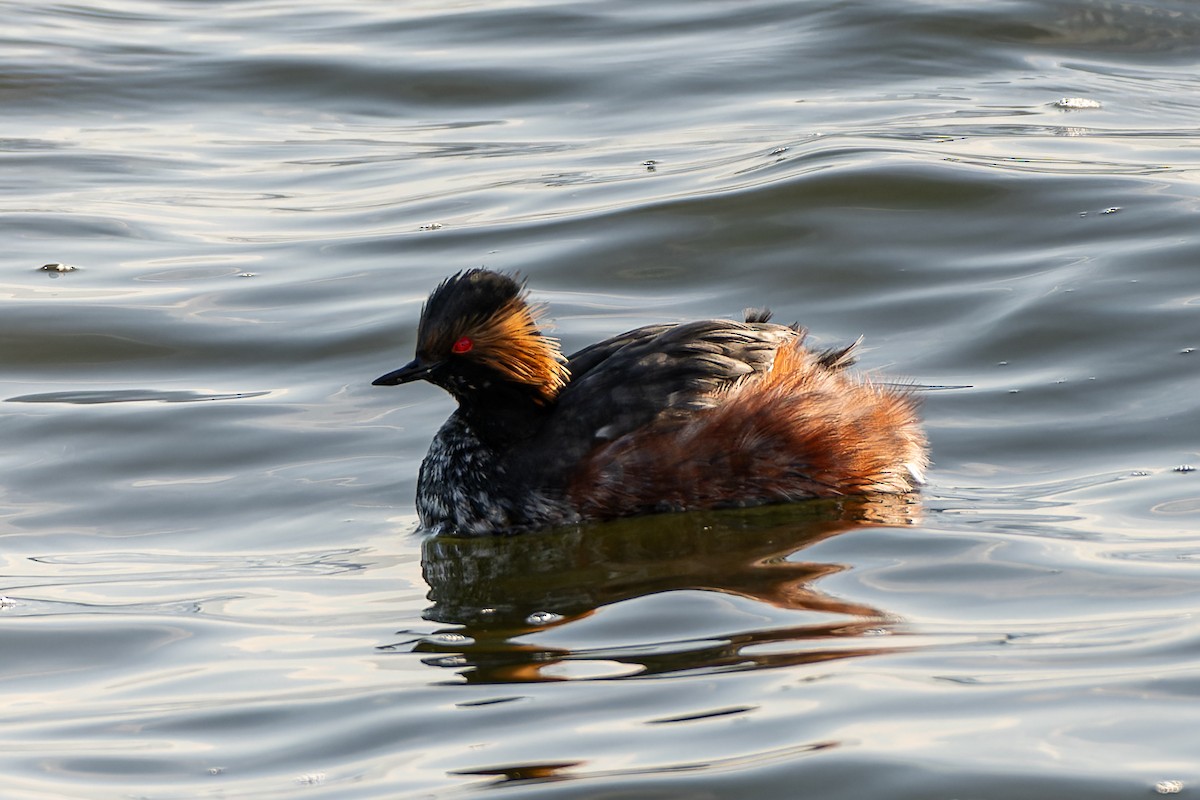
[372,358,438,386]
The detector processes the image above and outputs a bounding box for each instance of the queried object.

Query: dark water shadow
[397,495,922,683]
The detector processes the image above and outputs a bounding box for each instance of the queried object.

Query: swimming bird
[373,269,927,535]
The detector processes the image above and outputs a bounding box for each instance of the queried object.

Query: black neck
[452,381,552,451]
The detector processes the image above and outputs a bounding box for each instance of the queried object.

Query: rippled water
[3,0,1200,797]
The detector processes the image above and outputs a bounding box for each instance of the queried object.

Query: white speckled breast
[416,413,575,535]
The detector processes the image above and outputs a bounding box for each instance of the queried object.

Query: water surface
[2,1,1200,797]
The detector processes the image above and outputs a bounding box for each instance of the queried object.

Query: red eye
[451,336,473,354]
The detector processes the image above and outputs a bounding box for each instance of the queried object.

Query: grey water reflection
[409,496,921,683]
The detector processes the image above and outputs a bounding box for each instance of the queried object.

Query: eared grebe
[374,269,928,535]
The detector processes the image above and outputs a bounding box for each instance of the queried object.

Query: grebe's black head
[372,269,568,405]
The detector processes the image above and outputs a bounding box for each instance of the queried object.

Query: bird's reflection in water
[399,495,920,683]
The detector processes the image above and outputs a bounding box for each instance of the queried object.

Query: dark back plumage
[517,319,801,485]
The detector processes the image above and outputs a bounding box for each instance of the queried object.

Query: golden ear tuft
[468,297,569,403]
